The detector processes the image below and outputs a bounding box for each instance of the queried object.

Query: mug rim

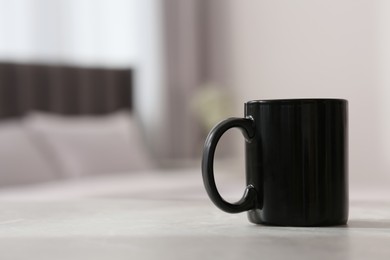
[246,98,347,105]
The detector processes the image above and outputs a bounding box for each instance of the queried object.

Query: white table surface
[0,169,389,260]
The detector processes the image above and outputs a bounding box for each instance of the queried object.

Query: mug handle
[202,117,257,213]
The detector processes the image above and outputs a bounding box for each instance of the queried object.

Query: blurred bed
[0,62,154,188]
[0,62,243,203]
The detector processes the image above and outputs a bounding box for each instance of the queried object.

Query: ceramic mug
[202,99,348,226]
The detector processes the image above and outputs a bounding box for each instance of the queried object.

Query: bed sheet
[0,167,247,202]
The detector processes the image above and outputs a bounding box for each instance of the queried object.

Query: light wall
[227,0,389,186]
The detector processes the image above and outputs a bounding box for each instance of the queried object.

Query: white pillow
[0,120,58,187]
[24,111,153,178]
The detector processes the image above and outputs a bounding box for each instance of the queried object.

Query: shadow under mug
[202,99,348,226]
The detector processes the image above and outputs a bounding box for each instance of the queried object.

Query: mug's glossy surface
[202,99,348,226]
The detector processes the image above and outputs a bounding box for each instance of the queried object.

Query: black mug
[202,99,348,226]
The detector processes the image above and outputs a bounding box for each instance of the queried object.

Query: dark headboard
[0,63,132,119]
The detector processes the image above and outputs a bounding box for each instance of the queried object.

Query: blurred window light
[0,0,139,67]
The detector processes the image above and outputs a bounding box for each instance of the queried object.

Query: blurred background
[0,0,389,191]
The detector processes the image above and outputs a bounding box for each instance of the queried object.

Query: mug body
[245,99,348,226]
